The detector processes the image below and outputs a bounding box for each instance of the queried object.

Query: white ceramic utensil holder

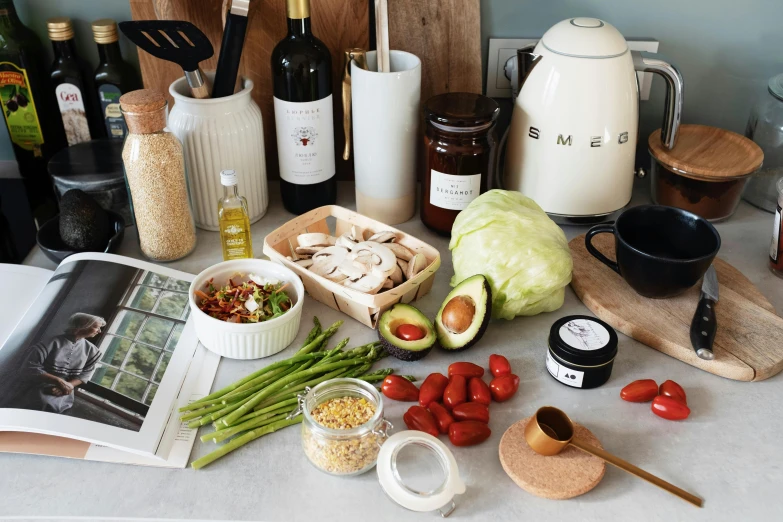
[169,73,268,231]
[351,50,421,225]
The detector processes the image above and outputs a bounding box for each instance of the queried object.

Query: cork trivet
[499,417,605,500]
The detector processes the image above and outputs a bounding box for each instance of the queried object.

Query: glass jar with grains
[120,89,196,261]
[300,378,391,476]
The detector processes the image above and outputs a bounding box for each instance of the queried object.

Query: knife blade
[690,265,719,360]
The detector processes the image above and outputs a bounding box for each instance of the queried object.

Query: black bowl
[36,210,125,264]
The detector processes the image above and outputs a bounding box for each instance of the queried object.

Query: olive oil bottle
[92,19,140,140]
[218,170,253,260]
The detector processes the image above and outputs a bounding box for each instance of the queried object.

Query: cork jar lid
[648,124,764,181]
[120,89,167,113]
[120,90,168,134]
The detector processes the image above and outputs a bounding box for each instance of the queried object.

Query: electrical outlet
[487,38,659,101]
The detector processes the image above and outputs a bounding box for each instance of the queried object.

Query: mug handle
[341,48,368,161]
[585,225,620,274]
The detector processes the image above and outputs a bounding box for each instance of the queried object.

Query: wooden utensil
[119,20,213,99]
[570,233,783,381]
[374,0,390,72]
[526,407,703,507]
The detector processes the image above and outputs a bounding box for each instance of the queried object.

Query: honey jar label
[559,319,610,351]
[429,170,481,210]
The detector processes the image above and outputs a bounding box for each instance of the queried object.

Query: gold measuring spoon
[524,406,703,507]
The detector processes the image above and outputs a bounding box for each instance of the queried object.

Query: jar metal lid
[548,315,618,367]
[424,92,499,129]
[769,73,783,103]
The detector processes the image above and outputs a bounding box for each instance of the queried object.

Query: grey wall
[2,0,781,164]
[481,0,783,149]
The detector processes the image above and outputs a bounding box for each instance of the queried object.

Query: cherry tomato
[451,402,490,423]
[381,375,419,402]
[419,373,449,408]
[403,405,439,437]
[468,377,491,405]
[651,395,691,421]
[620,379,658,402]
[443,374,467,410]
[489,373,519,402]
[448,361,484,379]
[659,380,687,404]
[489,354,511,377]
[427,402,455,434]
[449,421,491,447]
[396,323,425,341]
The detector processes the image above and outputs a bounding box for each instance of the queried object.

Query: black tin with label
[546,315,618,389]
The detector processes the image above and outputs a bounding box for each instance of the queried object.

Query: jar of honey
[421,93,499,235]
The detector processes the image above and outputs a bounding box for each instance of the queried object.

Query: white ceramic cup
[350,50,421,225]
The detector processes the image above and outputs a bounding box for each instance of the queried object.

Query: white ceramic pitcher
[169,73,267,231]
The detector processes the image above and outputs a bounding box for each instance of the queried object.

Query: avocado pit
[441,295,476,334]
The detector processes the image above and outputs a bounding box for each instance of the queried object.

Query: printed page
[0,264,53,348]
[0,253,200,457]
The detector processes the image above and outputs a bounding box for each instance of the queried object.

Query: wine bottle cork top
[47,17,74,41]
[120,90,168,134]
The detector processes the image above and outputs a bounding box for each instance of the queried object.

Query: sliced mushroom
[390,263,404,285]
[350,225,362,242]
[336,258,365,280]
[352,253,374,272]
[353,241,397,279]
[367,231,397,243]
[344,274,385,294]
[324,270,349,283]
[310,246,348,277]
[336,235,358,250]
[295,246,324,256]
[406,253,428,280]
[297,233,336,247]
[294,258,314,268]
[382,278,394,289]
[386,242,414,261]
[397,258,409,276]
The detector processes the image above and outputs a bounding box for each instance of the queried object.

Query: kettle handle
[633,51,683,150]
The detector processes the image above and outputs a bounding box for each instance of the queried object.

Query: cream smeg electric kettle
[503,18,684,223]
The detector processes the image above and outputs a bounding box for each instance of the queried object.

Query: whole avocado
[59,189,110,251]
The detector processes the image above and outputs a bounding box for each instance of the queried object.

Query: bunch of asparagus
[181,318,401,469]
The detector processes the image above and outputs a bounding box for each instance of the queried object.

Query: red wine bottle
[271,0,336,215]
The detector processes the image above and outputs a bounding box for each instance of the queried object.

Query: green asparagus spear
[203,408,293,444]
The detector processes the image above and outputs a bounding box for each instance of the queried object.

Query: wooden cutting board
[129,0,483,180]
[570,234,783,381]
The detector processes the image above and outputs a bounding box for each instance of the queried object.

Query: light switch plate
[487,38,659,100]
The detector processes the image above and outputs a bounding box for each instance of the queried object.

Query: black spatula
[119,20,214,99]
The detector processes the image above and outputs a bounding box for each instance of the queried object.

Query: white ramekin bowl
[189,259,305,359]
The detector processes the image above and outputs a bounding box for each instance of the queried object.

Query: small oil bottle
[218,170,253,260]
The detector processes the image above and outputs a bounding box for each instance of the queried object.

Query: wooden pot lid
[499,417,605,500]
[648,124,763,181]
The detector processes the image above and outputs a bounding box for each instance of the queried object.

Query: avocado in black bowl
[36,211,125,264]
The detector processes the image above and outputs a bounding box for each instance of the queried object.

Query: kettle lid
[541,18,628,58]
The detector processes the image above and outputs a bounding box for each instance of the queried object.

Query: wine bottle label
[771,205,781,263]
[55,83,91,146]
[273,95,335,185]
[99,84,128,140]
[429,170,482,210]
[0,62,44,152]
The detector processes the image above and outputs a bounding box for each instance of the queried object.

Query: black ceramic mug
[585,205,721,299]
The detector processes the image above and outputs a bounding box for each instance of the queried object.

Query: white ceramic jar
[169,74,268,231]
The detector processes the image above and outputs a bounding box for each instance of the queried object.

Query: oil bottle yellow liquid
[218,169,253,260]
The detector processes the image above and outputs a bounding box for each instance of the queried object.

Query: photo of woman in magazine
[15,313,105,414]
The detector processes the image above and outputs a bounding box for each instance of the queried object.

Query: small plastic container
[301,378,391,476]
[770,178,783,277]
[649,124,764,222]
[546,316,618,389]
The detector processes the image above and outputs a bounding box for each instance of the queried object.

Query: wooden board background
[129,0,482,180]
[570,233,783,382]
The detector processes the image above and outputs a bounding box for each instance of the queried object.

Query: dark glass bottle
[47,17,104,146]
[92,19,140,141]
[271,0,336,215]
[0,0,65,221]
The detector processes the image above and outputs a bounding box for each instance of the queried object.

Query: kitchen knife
[690,265,719,360]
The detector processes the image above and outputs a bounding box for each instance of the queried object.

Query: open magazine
[0,253,220,467]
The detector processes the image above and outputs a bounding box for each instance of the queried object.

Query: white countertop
[4,182,783,521]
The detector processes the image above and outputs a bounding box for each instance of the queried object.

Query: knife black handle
[690,297,717,360]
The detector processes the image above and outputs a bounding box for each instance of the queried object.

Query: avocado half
[435,274,492,351]
[377,303,437,361]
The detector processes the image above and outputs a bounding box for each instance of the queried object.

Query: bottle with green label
[92,19,140,140]
[0,0,65,219]
[47,17,104,146]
